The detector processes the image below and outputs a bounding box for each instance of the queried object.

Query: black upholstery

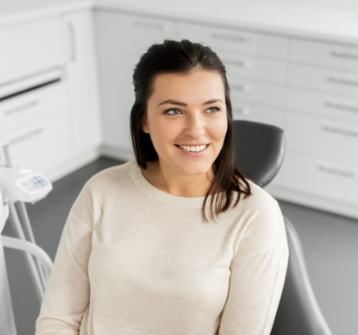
[272,218,333,335]
[232,120,285,187]
[232,120,333,335]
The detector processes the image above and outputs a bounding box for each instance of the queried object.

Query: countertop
[1,0,358,44]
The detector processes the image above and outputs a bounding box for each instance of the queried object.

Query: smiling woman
[141,67,229,201]
[130,40,253,222]
[35,40,289,335]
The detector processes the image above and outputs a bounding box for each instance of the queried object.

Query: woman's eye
[163,108,182,116]
[207,106,220,113]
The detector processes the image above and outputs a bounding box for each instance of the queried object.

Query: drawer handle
[330,50,358,61]
[4,101,39,116]
[324,101,358,114]
[67,22,77,62]
[318,164,355,179]
[133,20,170,32]
[231,83,252,92]
[321,124,358,137]
[5,128,44,146]
[233,107,251,117]
[223,58,252,68]
[327,76,358,87]
[211,32,248,44]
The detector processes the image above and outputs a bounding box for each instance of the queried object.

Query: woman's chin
[177,162,213,176]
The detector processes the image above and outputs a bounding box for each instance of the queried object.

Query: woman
[36,39,289,334]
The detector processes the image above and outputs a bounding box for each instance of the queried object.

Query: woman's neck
[141,160,214,197]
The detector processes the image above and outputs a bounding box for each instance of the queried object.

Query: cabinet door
[62,10,102,157]
[177,21,288,59]
[0,17,63,84]
[94,11,177,157]
[0,68,67,137]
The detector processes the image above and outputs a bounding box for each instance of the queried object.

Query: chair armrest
[1,235,53,275]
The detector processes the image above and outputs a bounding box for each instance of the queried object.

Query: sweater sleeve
[35,182,94,335]
[218,198,289,335]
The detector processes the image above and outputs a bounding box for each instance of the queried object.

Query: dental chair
[0,190,52,335]
[232,120,333,335]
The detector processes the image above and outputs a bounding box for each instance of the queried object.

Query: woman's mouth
[174,144,210,156]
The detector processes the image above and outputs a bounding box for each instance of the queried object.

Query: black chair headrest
[232,120,285,187]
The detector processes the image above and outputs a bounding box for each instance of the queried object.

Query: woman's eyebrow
[157,99,224,107]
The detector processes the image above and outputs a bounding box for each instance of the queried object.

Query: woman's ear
[142,123,149,134]
[142,117,149,134]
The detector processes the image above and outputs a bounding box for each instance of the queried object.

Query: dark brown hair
[130,39,251,222]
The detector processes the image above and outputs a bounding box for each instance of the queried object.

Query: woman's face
[143,66,228,177]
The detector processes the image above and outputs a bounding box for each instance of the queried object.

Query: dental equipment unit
[0,142,53,304]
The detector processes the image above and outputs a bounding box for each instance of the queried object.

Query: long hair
[130,39,251,222]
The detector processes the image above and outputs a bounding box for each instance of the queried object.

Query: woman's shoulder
[239,179,279,210]
[242,179,285,233]
[84,159,135,192]
[234,179,284,229]
[232,180,288,256]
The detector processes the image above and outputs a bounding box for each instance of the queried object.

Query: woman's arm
[35,182,94,334]
[218,198,289,335]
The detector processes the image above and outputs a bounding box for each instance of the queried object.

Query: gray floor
[3,156,358,335]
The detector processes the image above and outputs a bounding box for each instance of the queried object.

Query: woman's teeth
[178,144,208,152]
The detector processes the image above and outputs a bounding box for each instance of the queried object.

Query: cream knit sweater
[35,159,289,335]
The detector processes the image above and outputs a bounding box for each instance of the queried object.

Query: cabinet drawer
[0,17,63,84]
[289,38,358,72]
[231,100,284,128]
[95,10,176,59]
[0,68,67,136]
[279,151,358,205]
[229,76,286,107]
[288,88,358,120]
[286,112,358,164]
[288,63,358,97]
[222,52,287,84]
[178,21,288,59]
[0,111,72,174]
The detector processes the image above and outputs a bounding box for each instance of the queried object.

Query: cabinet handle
[132,20,170,32]
[329,50,358,61]
[321,124,358,137]
[231,83,252,92]
[223,58,252,68]
[5,127,44,146]
[67,22,77,62]
[233,106,251,117]
[327,76,358,87]
[318,164,355,179]
[324,101,358,114]
[4,101,39,116]
[211,32,248,44]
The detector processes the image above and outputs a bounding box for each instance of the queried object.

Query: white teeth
[179,144,207,152]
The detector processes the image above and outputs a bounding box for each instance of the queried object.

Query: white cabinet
[0,17,64,84]
[1,11,102,181]
[177,21,288,59]
[61,10,102,157]
[94,10,178,158]
[0,68,67,136]
[289,38,358,72]
[287,88,358,120]
[0,17,72,178]
[278,151,358,210]
[288,63,358,96]
[274,37,358,217]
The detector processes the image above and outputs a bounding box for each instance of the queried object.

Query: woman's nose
[184,113,206,137]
